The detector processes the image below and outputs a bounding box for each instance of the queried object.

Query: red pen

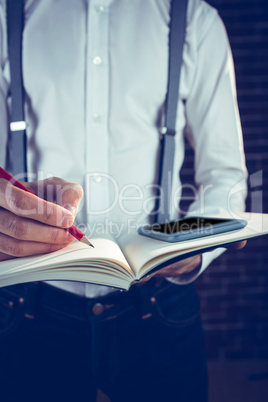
[0,167,94,248]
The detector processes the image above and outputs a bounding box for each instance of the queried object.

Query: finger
[0,209,74,244]
[226,240,247,251]
[137,274,155,285]
[154,255,202,277]
[153,266,188,277]
[0,179,74,228]
[27,178,83,216]
[155,264,193,276]
[0,252,14,261]
[0,232,72,258]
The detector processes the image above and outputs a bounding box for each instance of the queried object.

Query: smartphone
[137,216,247,243]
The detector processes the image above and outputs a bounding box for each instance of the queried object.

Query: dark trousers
[0,279,208,402]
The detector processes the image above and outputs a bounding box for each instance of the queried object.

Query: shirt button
[92,114,101,123]
[92,303,104,315]
[93,174,102,183]
[93,56,102,65]
[95,5,105,12]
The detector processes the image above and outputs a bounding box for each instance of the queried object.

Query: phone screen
[146,217,232,234]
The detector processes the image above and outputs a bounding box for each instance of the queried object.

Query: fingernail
[63,204,77,217]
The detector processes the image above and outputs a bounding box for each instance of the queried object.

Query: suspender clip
[160,127,176,136]
[10,121,27,132]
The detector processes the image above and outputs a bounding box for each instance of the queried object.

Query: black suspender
[6,0,188,220]
[6,0,28,181]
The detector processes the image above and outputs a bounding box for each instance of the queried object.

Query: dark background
[180,0,268,360]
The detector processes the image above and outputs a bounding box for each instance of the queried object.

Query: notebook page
[0,238,132,276]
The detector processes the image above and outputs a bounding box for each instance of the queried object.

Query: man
[0,0,247,401]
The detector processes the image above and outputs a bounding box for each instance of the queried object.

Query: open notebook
[0,212,267,290]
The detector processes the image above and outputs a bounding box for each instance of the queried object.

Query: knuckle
[5,194,17,211]
[7,192,27,213]
[5,239,23,257]
[47,242,62,253]
[50,228,62,243]
[47,243,55,253]
[7,218,28,239]
[43,209,55,225]
[26,181,38,195]
[63,183,84,202]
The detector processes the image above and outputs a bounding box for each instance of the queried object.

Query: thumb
[54,179,84,217]
[26,177,84,217]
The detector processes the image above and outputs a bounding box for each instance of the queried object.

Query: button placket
[92,114,101,123]
[95,5,105,13]
[85,1,110,217]
[93,174,102,183]
[93,56,102,65]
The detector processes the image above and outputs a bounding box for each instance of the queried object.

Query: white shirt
[0,0,247,297]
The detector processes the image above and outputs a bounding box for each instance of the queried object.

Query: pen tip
[80,236,94,248]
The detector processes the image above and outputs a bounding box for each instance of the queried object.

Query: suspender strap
[6,0,28,181]
[6,0,187,203]
[155,0,188,223]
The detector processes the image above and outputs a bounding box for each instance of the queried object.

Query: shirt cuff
[166,247,226,285]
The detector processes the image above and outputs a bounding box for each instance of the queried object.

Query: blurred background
[180,0,268,400]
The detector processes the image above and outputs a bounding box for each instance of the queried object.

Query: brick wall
[180,0,268,359]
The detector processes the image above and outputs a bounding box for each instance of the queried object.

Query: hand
[141,240,247,283]
[140,254,202,284]
[226,240,247,251]
[0,177,83,261]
